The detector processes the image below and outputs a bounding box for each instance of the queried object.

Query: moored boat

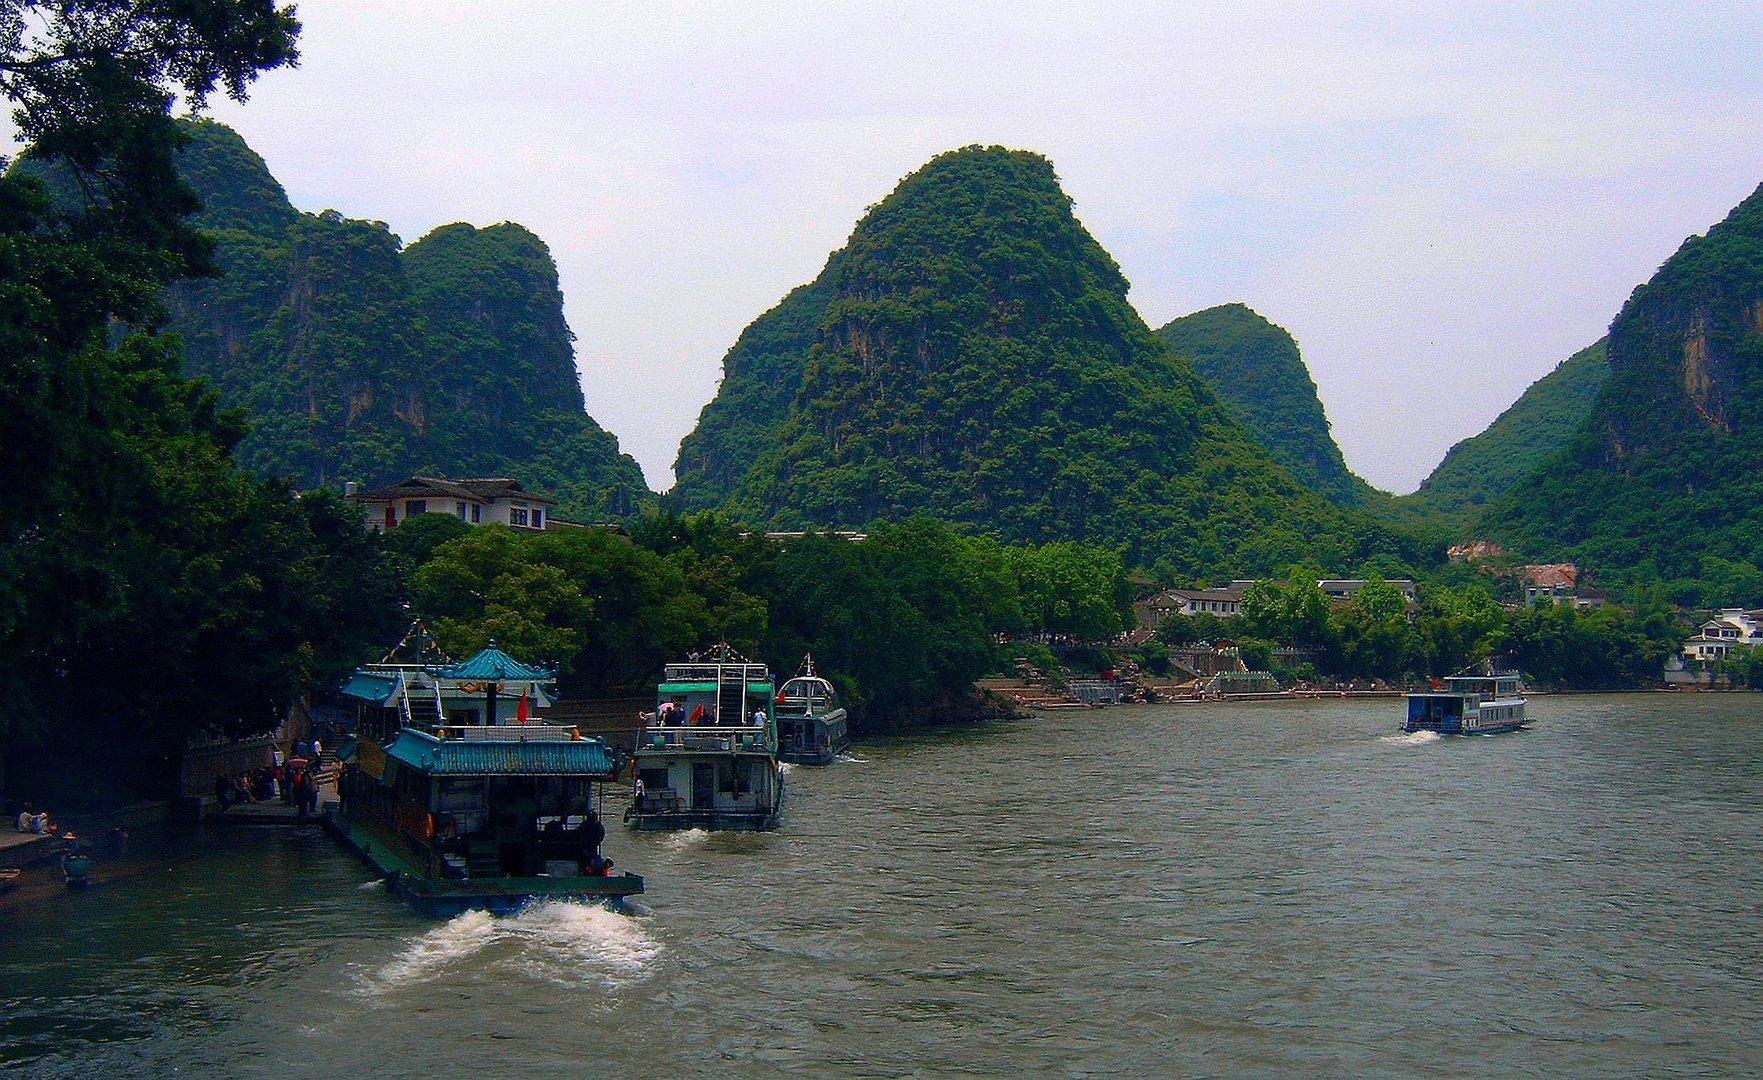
[773,655,849,765]
[1404,670,1527,735]
[625,644,783,830]
[332,633,642,916]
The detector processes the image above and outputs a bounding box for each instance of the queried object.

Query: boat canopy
[341,670,406,705]
[382,728,615,777]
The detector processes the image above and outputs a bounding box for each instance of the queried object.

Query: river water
[3,694,1760,1077]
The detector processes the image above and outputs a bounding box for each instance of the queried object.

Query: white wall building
[348,476,557,534]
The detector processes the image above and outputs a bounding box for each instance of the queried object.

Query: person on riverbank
[15,803,52,834]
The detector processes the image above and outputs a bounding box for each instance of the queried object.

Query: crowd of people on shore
[213,741,325,814]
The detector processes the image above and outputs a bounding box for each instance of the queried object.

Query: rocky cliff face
[162,120,648,517]
[1480,182,1763,574]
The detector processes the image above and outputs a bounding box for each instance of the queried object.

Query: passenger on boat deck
[752,709,766,727]
[583,809,605,860]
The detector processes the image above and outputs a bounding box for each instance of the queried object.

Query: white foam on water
[834,752,866,764]
[357,878,385,891]
[1381,730,1442,747]
[362,909,499,990]
[503,900,662,987]
[662,827,710,852]
[357,902,660,995]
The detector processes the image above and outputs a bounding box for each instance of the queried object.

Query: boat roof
[659,679,775,694]
[381,728,615,777]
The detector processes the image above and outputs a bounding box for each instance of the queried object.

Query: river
[2,694,1759,1077]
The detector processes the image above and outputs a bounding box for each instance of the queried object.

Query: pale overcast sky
[197,1,1763,494]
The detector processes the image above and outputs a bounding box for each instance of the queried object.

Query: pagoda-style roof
[381,728,615,777]
[432,641,556,682]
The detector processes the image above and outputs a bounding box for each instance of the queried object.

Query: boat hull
[624,807,780,831]
[776,748,838,766]
[327,812,642,917]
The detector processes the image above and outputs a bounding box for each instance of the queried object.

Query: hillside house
[1317,579,1418,603]
[1681,608,1763,665]
[349,476,558,534]
[1135,581,1257,630]
[1520,564,1579,606]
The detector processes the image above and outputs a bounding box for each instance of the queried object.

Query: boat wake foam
[359,902,660,994]
[1381,730,1442,747]
[662,828,711,852]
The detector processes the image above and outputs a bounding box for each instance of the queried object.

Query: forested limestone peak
[672,144,1420,577]
[175,118,299,233]
[1480,181,1763,579]
[162,120,649,519]
[1154,303,1366,507]
[1407,338,1609,522]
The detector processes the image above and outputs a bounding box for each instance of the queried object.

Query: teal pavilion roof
[431,640,556,682]
[382,729,615,777]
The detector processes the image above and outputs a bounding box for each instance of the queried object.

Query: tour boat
[625,644,783,830]
[773,655,849,765]
[332,633,642,916]
[1404,670,1528,735]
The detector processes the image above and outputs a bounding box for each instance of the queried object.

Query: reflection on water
[2,695,1761,1076]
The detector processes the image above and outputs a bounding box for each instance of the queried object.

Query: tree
[1,1,305,803]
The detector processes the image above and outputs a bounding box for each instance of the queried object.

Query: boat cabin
[773,670,849,765]
[628,648,782,829]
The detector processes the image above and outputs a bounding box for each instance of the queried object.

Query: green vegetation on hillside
[163,120,648,519]
[1408,339,1609,521]
[1482,185,1763,581]
[1155,303,1368,506]
[673,146,1425,578]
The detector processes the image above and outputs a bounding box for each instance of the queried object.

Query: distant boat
[1404,670,1527,735]
[774,655,849,766]
[626,644,783,830]
[333,633,643,916]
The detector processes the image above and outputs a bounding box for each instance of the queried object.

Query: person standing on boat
[583,809,607,873]
[752,709,766,727]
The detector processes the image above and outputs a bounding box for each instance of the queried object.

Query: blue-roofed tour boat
[1404,669,1528,736]
[774,655,849,766]
[332,627,642,916]
[625,644,783,830]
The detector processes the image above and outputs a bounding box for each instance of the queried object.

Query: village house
[347,476,558,534]
[1134,581,1257,630]
[1680,608,1763,665]
[1316,579,1418,603]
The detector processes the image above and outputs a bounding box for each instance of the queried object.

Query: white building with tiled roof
[1681,608,1763,665]
[348,476,557,534]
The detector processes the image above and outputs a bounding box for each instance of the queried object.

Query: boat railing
[436,723,581,741]
[638,725,772,752]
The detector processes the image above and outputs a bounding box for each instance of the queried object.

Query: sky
[193,1,1763,494]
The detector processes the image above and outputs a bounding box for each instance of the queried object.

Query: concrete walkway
[0,828,63,868]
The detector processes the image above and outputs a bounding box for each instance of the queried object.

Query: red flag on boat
[517,690,529,723]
